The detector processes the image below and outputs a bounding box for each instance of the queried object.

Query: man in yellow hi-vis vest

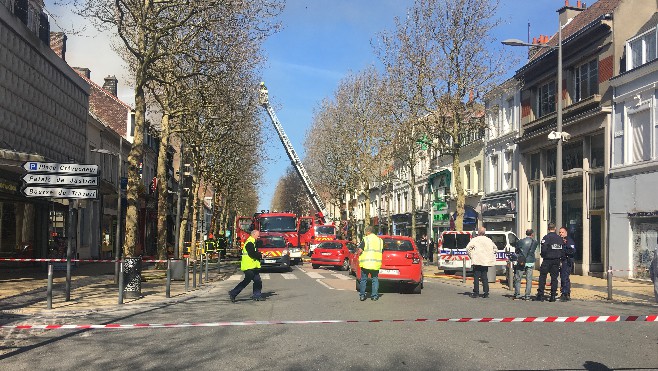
[228,229,263,302]
[358,226,383,301]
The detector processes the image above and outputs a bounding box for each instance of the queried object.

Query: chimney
[102,75,118,97]
[49,32,66,60]
[73,67,91,79]
[557,0,585,27]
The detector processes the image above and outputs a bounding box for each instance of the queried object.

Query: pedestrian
[358,226,384,301]
[513,229,538,300]
[228,229,263,302]
[559,227,576,302]
[417,234,429,259]
[650,248,658,304]
[535,222,563,302]
[466,227,497,298]
[428,237,435,263]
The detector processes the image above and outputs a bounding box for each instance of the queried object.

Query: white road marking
[281,273,297,280]
[227,274,271,281]
[330,273,351,280]
[306,272,324,279]
[260,274,271,280]
[316,279,334,290]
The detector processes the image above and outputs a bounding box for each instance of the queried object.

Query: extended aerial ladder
[258,82,329,224]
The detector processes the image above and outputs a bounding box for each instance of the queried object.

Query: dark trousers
[537,258,560,297]
[229,269,262,298]
[560,258,573,295]
[472,265,489,295]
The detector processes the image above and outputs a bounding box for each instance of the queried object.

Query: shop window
[0,202,17,254]
[631,218,658,279]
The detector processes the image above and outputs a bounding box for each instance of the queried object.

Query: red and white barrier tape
[2,314,656,330]
[0,258,169,263]
[607,268,648,273]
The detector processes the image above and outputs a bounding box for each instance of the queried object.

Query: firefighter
[228,229,263,302]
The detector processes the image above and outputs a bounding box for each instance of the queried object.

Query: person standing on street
[559,227,576,302]
[358,226,384,301]
[513,229,538,300]
[417,234,429,260]
[228,229,263,302]
[649,248,658,304]
[427,237,435,263]
[535,223,563,302]
[466,227,497,298]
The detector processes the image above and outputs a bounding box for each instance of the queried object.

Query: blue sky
[45,0,564,211]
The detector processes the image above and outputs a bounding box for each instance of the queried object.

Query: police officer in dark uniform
[559,227,576,302]
[535,222,564,302]
[417,234,429,259]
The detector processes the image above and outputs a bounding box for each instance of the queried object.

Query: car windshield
[315,225,335,235]
[382,238,414,251]
[259,216,297,232]
[486,234,507,250]
[442,233,471,249]
[259,236,286,248]
[318,242,341,249]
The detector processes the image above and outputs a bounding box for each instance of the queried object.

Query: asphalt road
[1,264,657,370]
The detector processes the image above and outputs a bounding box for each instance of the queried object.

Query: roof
[530,0,622,61]
[74,72,132,137]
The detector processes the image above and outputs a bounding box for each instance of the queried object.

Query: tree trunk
[189,171,200,262]
[452,149,464,232]
[409,168,417,241]
[156,114,171,266]
[178,194,190,259]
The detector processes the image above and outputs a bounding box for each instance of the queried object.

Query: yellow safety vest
[240,236,261,271]
[359,233,383,270]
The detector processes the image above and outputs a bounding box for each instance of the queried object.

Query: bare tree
[271,166,313,215]
[374,0,506,231]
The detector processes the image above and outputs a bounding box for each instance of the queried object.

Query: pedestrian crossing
[226,269,351,281]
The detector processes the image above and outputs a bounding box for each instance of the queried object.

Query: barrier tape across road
[1,315,656,330]
[0,258,170,263]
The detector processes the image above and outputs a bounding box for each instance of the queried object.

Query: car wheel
[312,264,319,269]
[341,259,350,271]
[405,282,422,294]
[443,270,456,275]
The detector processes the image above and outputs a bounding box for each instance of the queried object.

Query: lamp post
[502,21,564,229]
[92,142,123,284]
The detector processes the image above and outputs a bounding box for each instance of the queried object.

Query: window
[504,97,514,133]
[536,81,556,118]
[575,59,598,102]
[474,161,482,192]
[530,153,541,180]
[490,156,498,192]
[629,108,651,162]
[627,28,657,70]
[590,133,605,169]
[464,165,471,192]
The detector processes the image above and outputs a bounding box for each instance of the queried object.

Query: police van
[437,230,518,275]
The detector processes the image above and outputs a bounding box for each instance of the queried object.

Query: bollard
[462,258,466,284]
[607,265,613,301]
[118,260,124,305]
[185,258,189,292]
[193,260,197,289]
[205,254,209,283]
[198,256,203,285]
[217,252,221,276]
[507,261,514,290]
[47,262,53,310]
[166,259,171,298]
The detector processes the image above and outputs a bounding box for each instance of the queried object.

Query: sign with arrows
[21,161,100,199]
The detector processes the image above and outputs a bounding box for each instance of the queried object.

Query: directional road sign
[22,186,98,199]
[23,162,99,175]
[22,174,98,186]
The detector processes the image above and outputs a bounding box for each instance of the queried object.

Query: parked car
[310,240,355,271]
[349,235,423,294]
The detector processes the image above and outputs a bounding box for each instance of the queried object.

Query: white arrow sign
[22,174,98,186]
[23,162,99,175]
[22,187,98,199]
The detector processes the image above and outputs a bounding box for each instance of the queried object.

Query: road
[1,264,657,370]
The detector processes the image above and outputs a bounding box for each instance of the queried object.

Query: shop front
[481,192,517,233]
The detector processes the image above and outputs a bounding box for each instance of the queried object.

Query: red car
[310,240,355,271]
[349,235,424,294]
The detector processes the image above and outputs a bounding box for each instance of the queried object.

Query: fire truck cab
[299,214,336,256]
[253,211,303,265]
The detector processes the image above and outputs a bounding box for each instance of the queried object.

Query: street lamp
[91,144,123,283]
[502,21,567,229]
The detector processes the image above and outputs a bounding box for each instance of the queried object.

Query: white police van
[437,230,518,275]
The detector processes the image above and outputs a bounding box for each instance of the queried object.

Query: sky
[45,0,564,211]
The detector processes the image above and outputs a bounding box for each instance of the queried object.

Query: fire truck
[259,82,336,255]
[252,210,303,264]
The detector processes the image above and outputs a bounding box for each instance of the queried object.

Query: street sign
[23,162,99,175]
[22,186,98,199]
[22,174,98,186]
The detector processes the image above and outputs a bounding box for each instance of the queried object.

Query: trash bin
[487,265,497,283]
[170,259,186,280]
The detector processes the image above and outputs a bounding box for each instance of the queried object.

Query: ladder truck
[259,82,336,255]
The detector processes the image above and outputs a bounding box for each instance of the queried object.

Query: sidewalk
[0,259,241,315]
[422,264,657,305]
